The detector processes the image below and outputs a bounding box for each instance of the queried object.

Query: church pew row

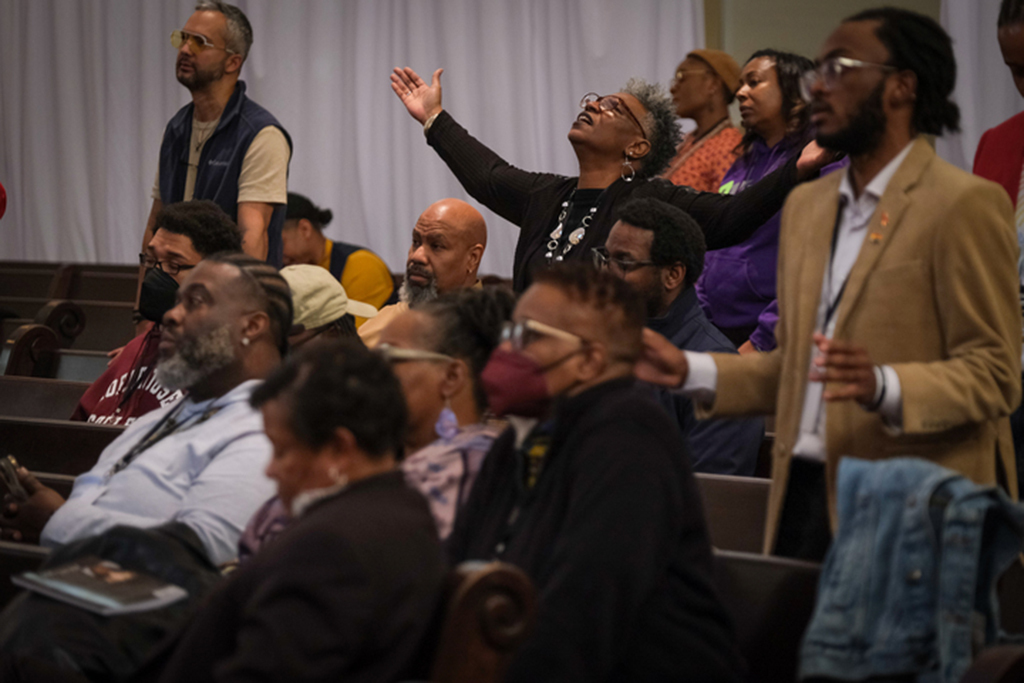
[0,263,137,302]
[695,473,769,554]
[0,417,123,476]
[3,324,114,382]
[0,298,135,351]
[0,377,90,420]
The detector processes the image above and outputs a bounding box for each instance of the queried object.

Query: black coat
[149,471,446,683]
[426,110,801,292]
[448,378,744,683]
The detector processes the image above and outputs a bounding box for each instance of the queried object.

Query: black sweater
[427,109,801,291]
[448,378,744,683]
[151,472,446,683]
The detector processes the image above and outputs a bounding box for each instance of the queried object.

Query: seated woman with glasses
[391,66,835,293]
[378,287,515,539]
[144,341,447,683]
[695,50,847,353]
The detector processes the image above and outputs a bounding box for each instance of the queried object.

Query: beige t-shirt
[152,116,289,204]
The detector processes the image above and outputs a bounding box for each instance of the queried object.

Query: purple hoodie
[696,136,846,350]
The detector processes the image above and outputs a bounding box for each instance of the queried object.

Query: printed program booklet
[12,556,188,616]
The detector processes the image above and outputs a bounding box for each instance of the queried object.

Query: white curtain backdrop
[937,0,1024,170]
[0,0,703,276]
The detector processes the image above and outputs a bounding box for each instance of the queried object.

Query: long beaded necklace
[544,189,602,264]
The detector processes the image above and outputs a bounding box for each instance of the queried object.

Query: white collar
[838,139,916,206]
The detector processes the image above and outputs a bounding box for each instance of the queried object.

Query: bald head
[403,198,487,304]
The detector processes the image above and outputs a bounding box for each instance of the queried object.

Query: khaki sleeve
[894,180,1022,433]
[237,126,290,205]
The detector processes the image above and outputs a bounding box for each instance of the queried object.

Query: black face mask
[138,267,179,323]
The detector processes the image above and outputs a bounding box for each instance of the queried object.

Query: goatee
[815,79,887,157]
[155,324,237,391]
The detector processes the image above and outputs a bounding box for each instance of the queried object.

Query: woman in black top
[391,66,831,291]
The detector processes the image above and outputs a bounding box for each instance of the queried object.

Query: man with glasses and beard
[358,198,487,347]
[638,8,1020,561]
[598,198,762,475]
[0,254,290,568]
[143,1,291,267]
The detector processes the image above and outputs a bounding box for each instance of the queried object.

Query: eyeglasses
[591,246,659,273]
[139,253,196,276]
[377,343,455,364]
[580,93,647,140]
[500,319,586,352]
[171,29,237,55]
[799,56,896,100]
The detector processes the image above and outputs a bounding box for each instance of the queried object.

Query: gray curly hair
[622,78,683,179]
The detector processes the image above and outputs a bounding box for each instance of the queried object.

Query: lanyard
[823,196,851,329]
[107,400,224,477]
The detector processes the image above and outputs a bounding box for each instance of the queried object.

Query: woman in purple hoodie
[696,50,844,352]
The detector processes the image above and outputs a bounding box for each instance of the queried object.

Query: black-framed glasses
[580,92,647,140]
[139,253,196,276]
[591,246,659,273]
[171,29,237,55]
[799,56,896,100]
[500,319,586,352]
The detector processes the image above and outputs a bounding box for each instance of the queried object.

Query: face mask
[481,348,553,418]
[138,267,179,323]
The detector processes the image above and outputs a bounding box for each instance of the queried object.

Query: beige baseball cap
[281,264,378,330]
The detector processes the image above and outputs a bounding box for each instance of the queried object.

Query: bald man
[359,198,487,346]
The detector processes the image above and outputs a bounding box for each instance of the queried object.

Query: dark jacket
[158,81,292,267]
[147,472,446,683]
[648,287,763,475]
[448,378,743,683]
[426,110,802,292]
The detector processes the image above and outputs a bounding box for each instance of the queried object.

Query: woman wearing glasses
[391,66,833,292]
[379,288,514,539]
[695,50,846,353]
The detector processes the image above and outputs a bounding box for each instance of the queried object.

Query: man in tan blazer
[638,8,1021,559]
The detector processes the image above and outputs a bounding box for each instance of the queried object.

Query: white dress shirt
[41,379,276,565]
[681,142,916,462]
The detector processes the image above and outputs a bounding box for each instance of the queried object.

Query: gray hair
[622,78,683,179]
[195,1,253,61]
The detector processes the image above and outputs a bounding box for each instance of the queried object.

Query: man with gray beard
[0,253,291,567]
[359,198,488,347]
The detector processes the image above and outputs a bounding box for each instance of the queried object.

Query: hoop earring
[434,397,459,441]
[621,153,636,183]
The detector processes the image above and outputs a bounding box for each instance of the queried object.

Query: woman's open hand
[391,67,444,125]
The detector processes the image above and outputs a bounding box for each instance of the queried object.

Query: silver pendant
[568,228,586,245]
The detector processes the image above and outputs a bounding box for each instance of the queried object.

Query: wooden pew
[0,269,58,299]
[712,549,820,683]
[55,264,138,302]
[0,377,89,420]
[0,417,122,476]
[0,541,50,609]
[430,561,536,683]
[696,473,770,553]
[4,325,111,382]
[0,298,134,351]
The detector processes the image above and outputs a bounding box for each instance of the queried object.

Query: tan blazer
[701,138,1022,553]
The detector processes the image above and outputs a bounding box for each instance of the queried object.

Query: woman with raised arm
[391,66,832,292]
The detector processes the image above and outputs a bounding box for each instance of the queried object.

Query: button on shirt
[683,142,915,461]
[41,379,276,565]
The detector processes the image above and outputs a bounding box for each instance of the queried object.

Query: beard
[176,57,226,92]
[155,323,237,392]
[399,265,439,306]
[815,80,887,157]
